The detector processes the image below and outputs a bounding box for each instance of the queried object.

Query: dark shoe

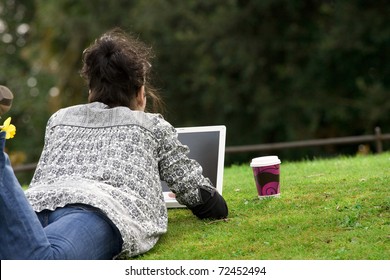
[0,86,14,115]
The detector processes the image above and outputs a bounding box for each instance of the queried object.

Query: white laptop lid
[162,125,226,208]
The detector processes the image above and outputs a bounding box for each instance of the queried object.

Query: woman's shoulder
[47,102,176,138]
[139,111,176,140]
[46,103,97,127]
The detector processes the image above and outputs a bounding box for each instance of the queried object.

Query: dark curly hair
[80,28,163,113]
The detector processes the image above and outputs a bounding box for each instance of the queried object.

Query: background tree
[0,0,49,166]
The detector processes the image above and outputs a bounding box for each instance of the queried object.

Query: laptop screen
[162,125,226,208]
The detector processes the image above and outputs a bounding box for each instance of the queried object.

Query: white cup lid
[250,156,281,167]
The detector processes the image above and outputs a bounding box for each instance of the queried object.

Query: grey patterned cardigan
[25,102,215,257]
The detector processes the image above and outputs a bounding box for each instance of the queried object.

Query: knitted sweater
[25,102,215,257]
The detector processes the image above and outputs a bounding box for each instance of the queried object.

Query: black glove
[189,188,228,219]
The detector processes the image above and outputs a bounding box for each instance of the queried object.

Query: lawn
[132,152,390,260]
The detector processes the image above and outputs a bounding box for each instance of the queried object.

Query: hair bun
[100,39,118,59]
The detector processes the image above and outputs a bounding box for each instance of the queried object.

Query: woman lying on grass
[0,28,228,260]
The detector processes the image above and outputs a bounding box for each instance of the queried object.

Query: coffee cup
[250,156,281,199]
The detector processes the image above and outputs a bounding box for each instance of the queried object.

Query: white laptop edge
[163,125,226,208]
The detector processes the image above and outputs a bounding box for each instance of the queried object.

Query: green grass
[131,152,390,260]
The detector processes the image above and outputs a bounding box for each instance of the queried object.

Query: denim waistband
[67,203,103,213]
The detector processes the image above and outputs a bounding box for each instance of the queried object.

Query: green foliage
[127,152,390,260]
[0,0,50,166]
[1,0,389,169]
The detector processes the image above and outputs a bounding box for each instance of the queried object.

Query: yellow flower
[1,117,16,139]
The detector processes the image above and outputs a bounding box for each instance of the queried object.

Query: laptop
[162,125,226,208]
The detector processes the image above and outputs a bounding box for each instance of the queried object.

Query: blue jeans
[0,133,123,259]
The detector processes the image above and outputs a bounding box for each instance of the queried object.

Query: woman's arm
[156,120,228,219]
